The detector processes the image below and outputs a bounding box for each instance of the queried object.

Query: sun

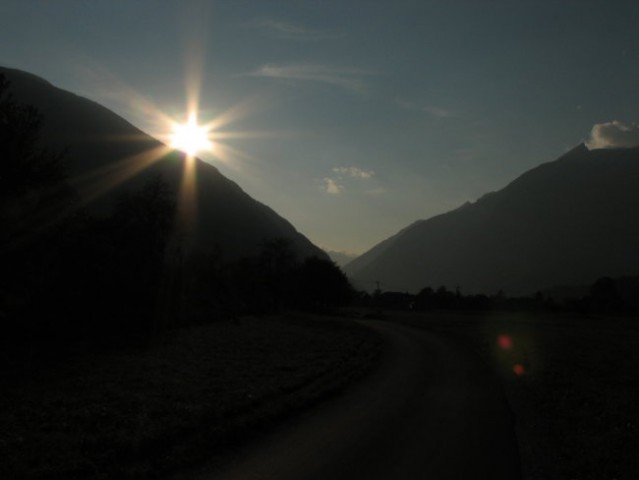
[169,114,213,156]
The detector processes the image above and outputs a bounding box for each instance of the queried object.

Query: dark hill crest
[0,66,326,262]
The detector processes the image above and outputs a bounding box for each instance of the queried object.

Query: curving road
[192,320,521,479]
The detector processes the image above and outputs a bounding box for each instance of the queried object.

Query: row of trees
[184,239,354,321]
[356,277,638,314]
[0,75,354,355]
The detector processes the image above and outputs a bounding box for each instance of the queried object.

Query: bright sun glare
[170,114,213,156]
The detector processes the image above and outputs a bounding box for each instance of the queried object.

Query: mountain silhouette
[345,143,639,295]
[1,66,326,261]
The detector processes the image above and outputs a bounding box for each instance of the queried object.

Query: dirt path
[189,320,520,479]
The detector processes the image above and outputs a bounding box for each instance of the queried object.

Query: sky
[1,0,639,255]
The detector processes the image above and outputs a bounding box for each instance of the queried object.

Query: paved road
[194,320,520,479]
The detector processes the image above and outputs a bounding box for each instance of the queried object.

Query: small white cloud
[321,166,381,196]
[322,177,344,194]
[249,64,373,93]
[586,120,639,150]
[332,166,375,179]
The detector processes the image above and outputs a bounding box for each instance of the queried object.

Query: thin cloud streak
[249,64,374,93]
[397,99,456,118]
[250,18,344,41]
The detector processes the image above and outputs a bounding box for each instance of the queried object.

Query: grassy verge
[382,310,639,480]
[0,313,382,479]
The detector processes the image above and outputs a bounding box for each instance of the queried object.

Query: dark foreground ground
[192,311,638,480]
[3,311,636,479]
[0,314,382,479]
[387,310,639,480]
[189,319,520,480]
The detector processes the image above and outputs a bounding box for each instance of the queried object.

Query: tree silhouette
[0,75,78,345]
[292,256,355,311]
[0,76,182,348]
[0,75,74,240]
[585,276,622,312]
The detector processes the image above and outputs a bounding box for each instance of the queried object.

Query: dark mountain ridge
[345,143,639,295]
[1,66,326,261]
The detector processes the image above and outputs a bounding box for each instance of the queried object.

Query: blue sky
[2,0,638,254]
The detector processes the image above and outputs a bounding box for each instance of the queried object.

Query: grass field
[0,313,382,479]
[385,310,639,480]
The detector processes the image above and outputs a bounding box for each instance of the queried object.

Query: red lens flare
[497,334,514,350]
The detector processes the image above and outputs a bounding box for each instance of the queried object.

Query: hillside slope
[1,66,326,262]
[345,144,639,294]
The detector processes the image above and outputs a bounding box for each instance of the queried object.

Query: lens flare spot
[497,334,514,350]
[513,363,525,376]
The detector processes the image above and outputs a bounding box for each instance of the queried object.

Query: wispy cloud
[586,120,639,150]
[322,177,344,195]
[397,99,456,118]
[333,166,375,179]
[249,64,374,93]
[250,18,343,41]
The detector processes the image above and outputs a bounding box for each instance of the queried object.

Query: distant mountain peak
[345,143,639,295]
